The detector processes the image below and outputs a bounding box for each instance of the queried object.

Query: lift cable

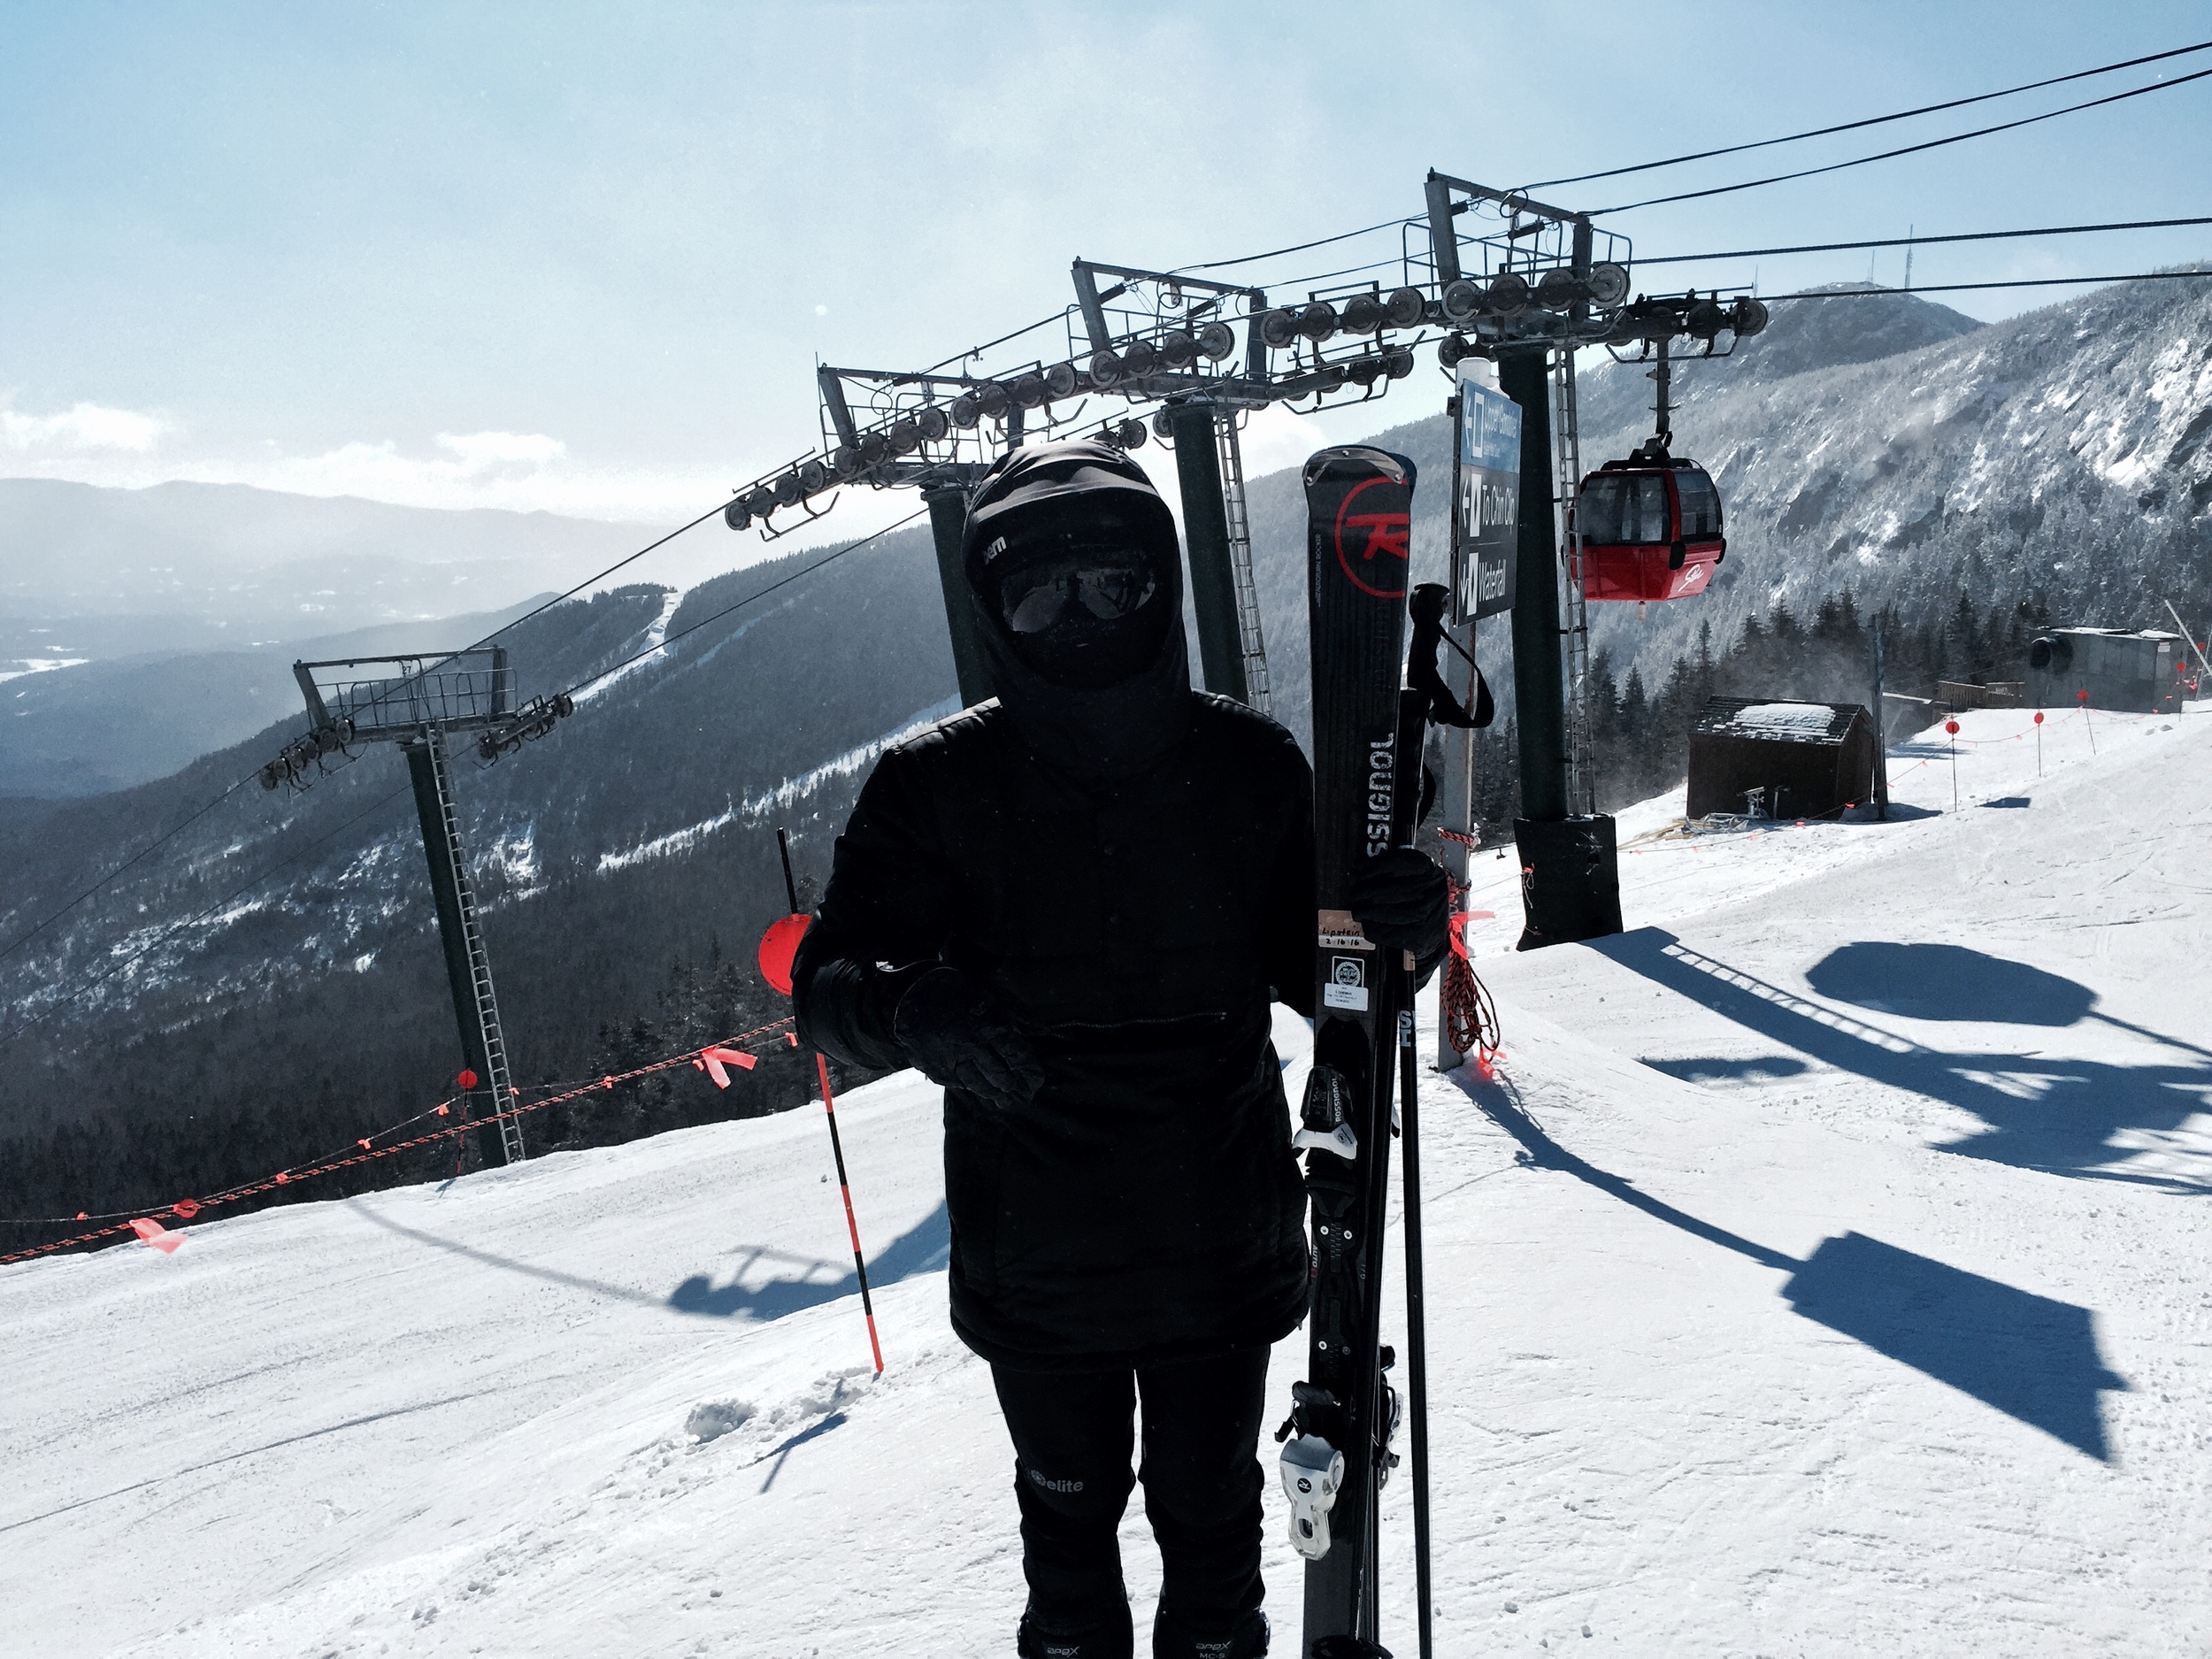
[1762,268,2212,302]
[0,777,263,972]
[1637,214,2212,268]
[1525,39,2212,191]
[1592,65,2212,216]
[0,497,735,975]
[1170,217,1424,279]
[926,306,1078,373]
[1172,47,2212,281]
[535,505,931,711]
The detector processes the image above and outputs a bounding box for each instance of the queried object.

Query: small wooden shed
[1686,697,1878,820]
[2027,628,2185,714]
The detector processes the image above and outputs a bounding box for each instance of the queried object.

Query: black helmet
[963,440,1181,691]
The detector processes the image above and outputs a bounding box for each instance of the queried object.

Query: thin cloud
[0,401,169,452]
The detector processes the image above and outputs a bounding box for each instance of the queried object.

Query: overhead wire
[1634,214,2212,269]
[1592,65,2212,215]
[1170,217,1423,278]
[547,505,932,709]
[926,306,1077,373]
[0,777,260,969]
[1524,39,2212,190]
[1763,269,2212,301]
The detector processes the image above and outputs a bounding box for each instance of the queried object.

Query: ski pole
[815,1049,885,1374]
[1401,960,1434,1659]
[780,828,885,1375]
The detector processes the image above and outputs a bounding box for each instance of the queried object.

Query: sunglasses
[996,547,1160,635]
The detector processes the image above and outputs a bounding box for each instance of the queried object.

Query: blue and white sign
[1455,365,1523,622]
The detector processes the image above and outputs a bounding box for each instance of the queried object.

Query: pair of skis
[1279,447,1454,1659]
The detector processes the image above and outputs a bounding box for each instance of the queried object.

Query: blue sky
[4,1,2208,526]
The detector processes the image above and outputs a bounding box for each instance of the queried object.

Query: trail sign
[1453,365,1523,622]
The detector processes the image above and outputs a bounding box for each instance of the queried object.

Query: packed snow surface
[4,703,2208,1657]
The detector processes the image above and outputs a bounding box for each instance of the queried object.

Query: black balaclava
[962,439,1192,787]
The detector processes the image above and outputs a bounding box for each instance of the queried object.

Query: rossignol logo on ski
[1365,737,1394,858]
[1333,476,1411,599]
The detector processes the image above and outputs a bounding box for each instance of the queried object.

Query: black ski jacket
[792,693,1317,1371]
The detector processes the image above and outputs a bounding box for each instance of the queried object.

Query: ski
[1281,446,1418,1659]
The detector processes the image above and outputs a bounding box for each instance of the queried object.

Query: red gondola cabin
[1574,457,1725,603]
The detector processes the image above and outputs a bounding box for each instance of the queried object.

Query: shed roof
[2053,627,2183,644]
[1693,696,1870,746]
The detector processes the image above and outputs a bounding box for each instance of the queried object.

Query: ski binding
[1279,1430,1346,1560]
[1292,1063,1359,1160]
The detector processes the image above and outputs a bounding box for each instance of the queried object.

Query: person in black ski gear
[791,438,1447,1659]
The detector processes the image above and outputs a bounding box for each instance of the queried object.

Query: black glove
[1348,847,1450,978]
[892,967,1046,1113]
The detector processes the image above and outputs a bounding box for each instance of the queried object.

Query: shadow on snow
[666,1201,950,1319]
[342,1196,949,1326]
[1595,930,2212,1189]
[1448,1069,2129,1461]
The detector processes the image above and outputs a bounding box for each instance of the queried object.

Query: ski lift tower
[267,650,571,1165]
[1422,170,1763,947]
[1071,260,1277,710]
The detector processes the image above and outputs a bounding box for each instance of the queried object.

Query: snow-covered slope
[3,704,2207,1657]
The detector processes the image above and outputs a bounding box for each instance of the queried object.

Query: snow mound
[1732,699,1843,733]
[683,1399,756,1443]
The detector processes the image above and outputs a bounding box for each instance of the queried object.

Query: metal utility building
[1686,698,1878,820]
[2027,628,2185,714]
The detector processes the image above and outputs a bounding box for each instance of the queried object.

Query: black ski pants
[992,1348,1271,1654]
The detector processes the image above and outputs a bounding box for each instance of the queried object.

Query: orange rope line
[0,1018,795,1265]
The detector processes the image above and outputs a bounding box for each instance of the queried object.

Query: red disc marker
[758,913,811,997]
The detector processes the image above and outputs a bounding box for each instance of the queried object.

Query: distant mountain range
[0,598,559,797]
[0,478,672,795]
[0,479,646,639]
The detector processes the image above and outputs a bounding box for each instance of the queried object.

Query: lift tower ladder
[411,724,526,1166]
[1552,348,1594,816]
[1216,409,1272,716]
[277,648,551,1166]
